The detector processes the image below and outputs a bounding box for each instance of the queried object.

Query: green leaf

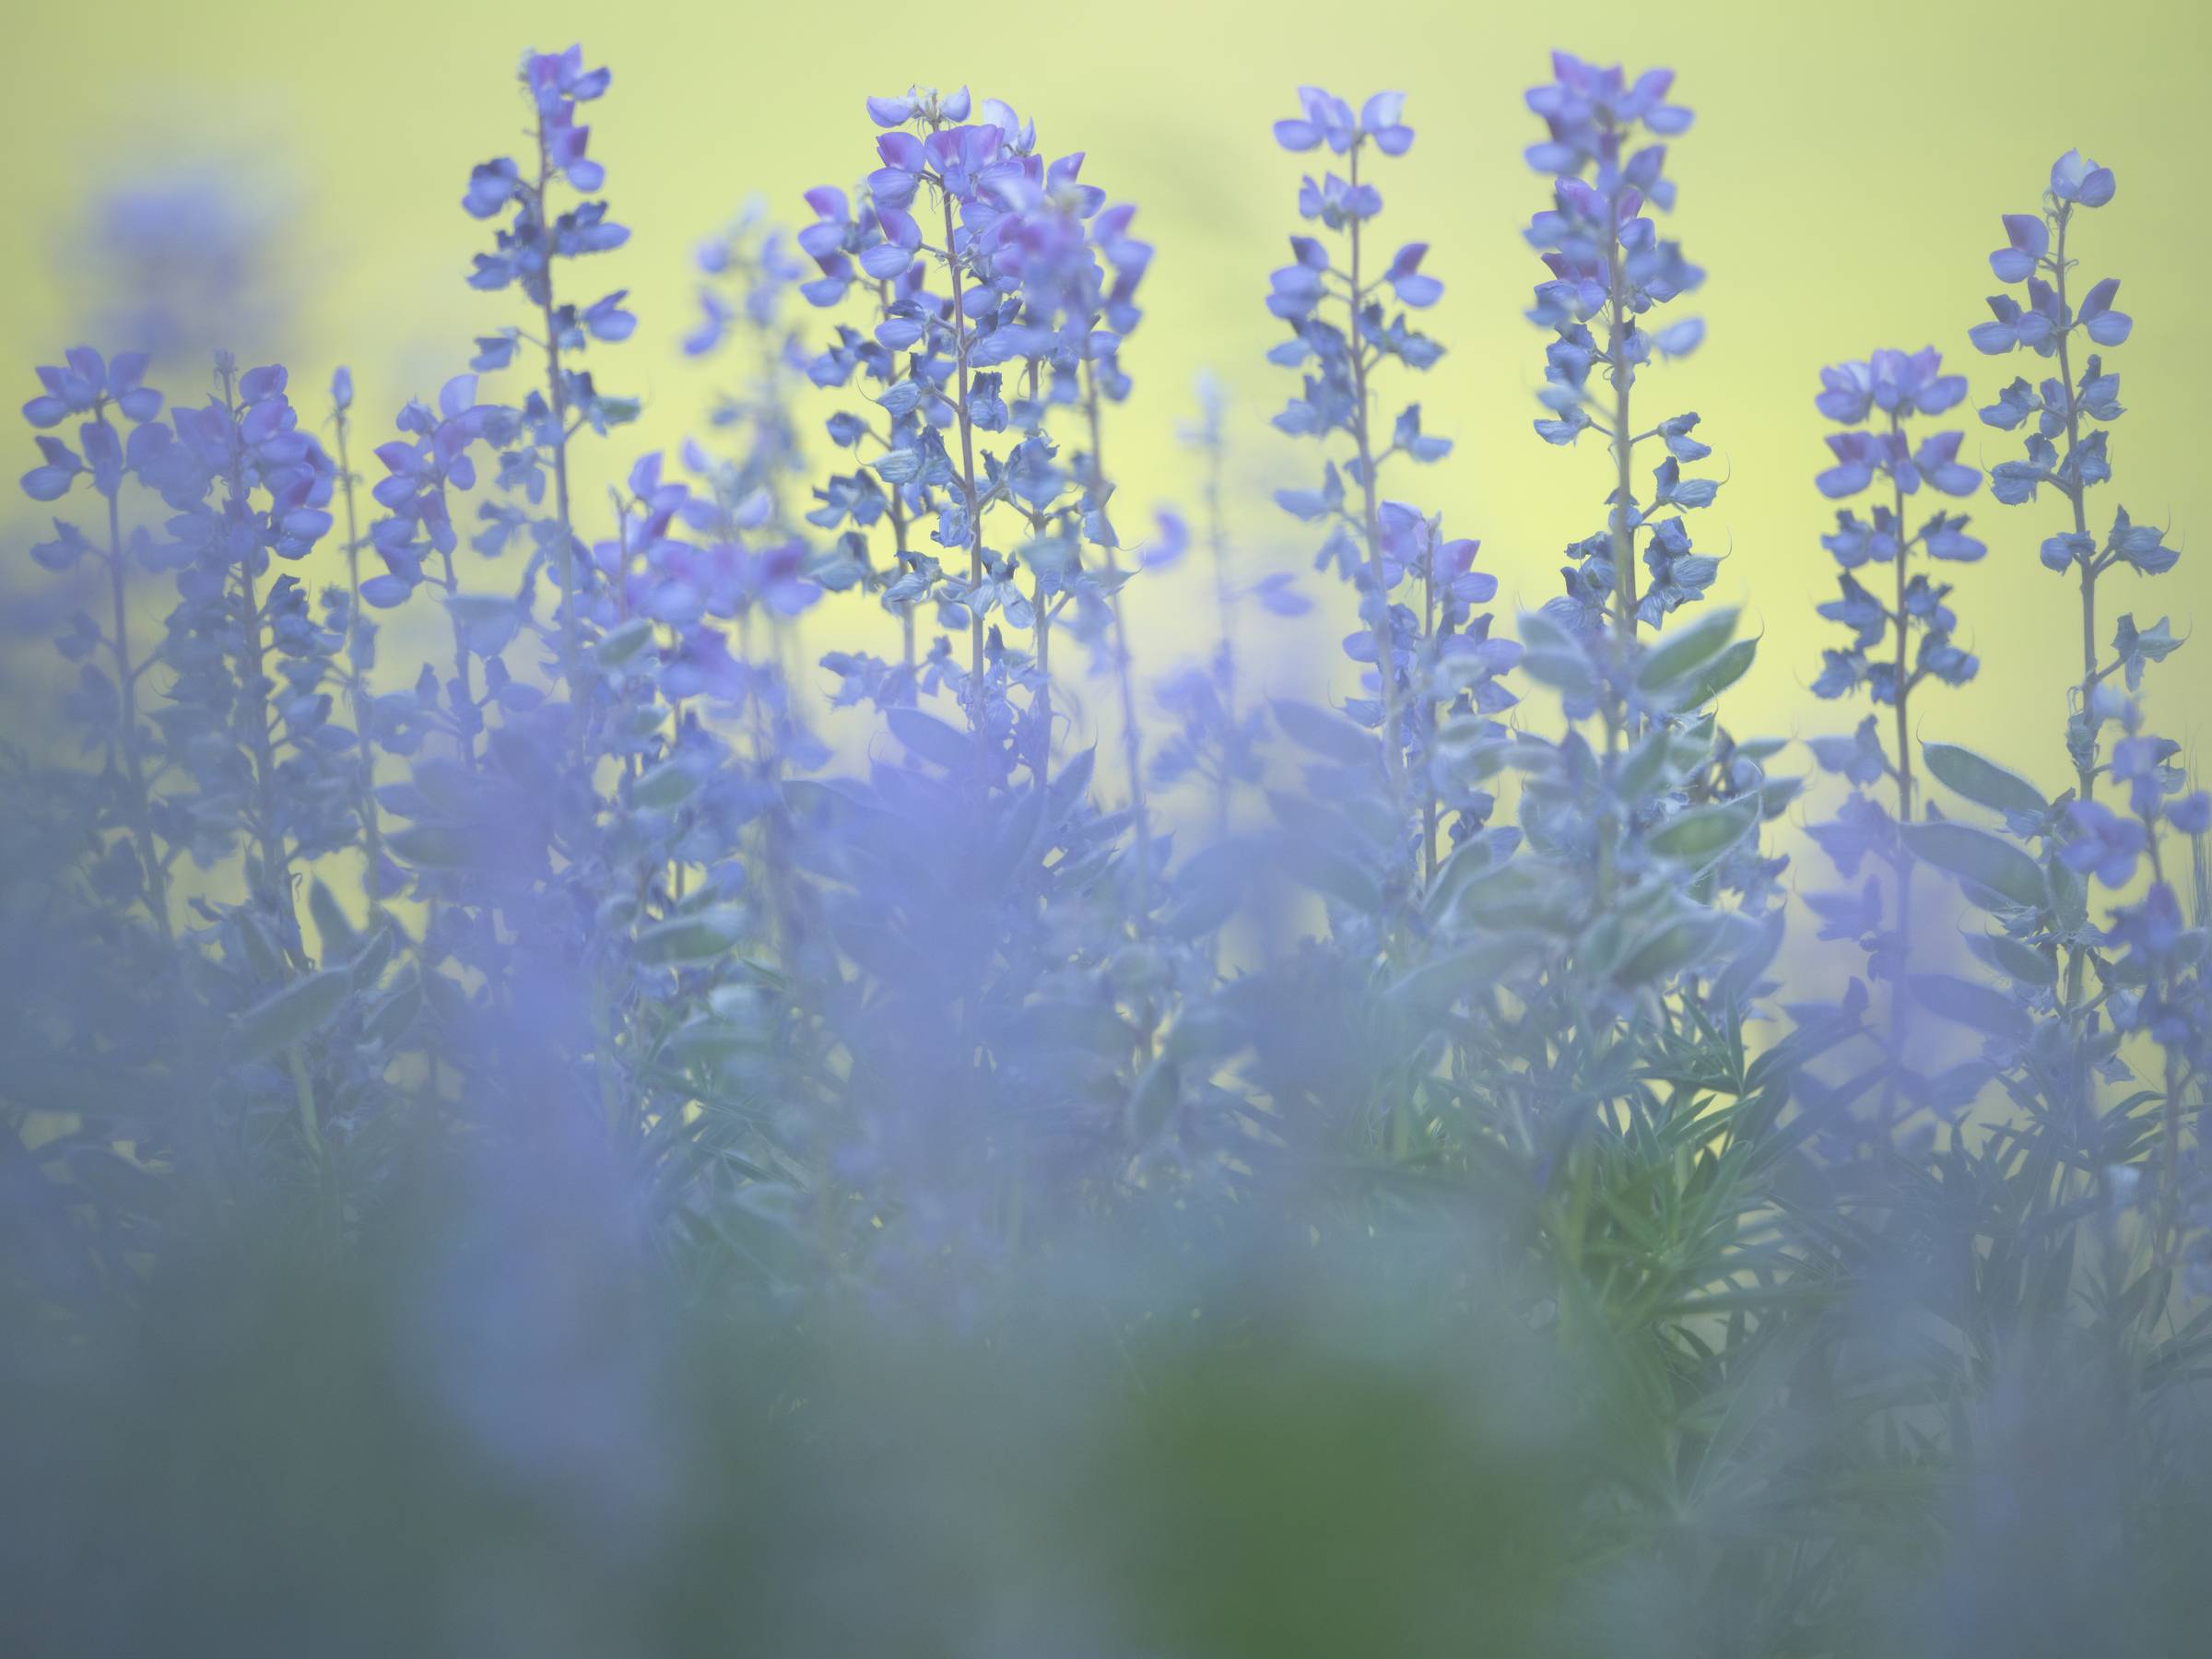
[385,824,480,870]
[307,880,358,959]
[633,759,702,810]
[1615,730,1689,802]
[666,1016,765,1068]
[1901,821,2046,911]
[236,910,284,978]
[594,616,655,667]
[1636,606,1740,694]
[231,969,351,1059]
[1968,932,2058,989]
[1922,742,2046,818]
[1908,972,2030,1041]
[1615,914,1727,986]
[1647,798,1759,869]
[634,905,748,967]
[1421,836,1500,923]
[1447,861,1582,934]
[1388,935,1546,1009]
[1164,839,1252,938]
[1281,838,1383,913]
[887,707,972,771]
[1519,648,1598,699]
[2050,855,2089,932]
[362,968,423,1046]
[1270,700,1376,767]
[1675,637,1758,708]
[348,924,397,991]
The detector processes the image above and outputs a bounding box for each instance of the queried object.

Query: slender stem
[2051,204,2101,1117]
[1422,547,1438,883]
[1082,358,1149,872]
[103,472,172,943]
[1201,394,1236,838]
[936,180,986,731]
[1023,361,1053,786]
[332,401,385,919]
[738,607,794,966]
[289,1042,326,1164]
[2052,204,2098,807]
[437,534,480,769]
[1889,442,1916,834]
[1593,172,1640,896]
[1887,448,1915,1118]
[879,276,920,673]
[2145,830,2185,1263]
[221,364,298,956]
[1345,142,1405,794]
[1604,222,1640,643]
[239,551,292,939]
[1033,588,1053,783]
[534,112,582,698]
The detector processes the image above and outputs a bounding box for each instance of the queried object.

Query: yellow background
[6,0,2207,800]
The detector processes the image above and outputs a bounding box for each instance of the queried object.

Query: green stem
[1345,141,1405,797]
[1081,357,1149,886]
[332,397,386,920]
[534,111,582,703]
[103,473,172,944]
[936,178,987,735]
[1886,450,1914,1119]
[221,363,300,959]
[2051,204,2099,808]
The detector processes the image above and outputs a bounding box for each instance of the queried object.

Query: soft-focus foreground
[4,48,2209,1656]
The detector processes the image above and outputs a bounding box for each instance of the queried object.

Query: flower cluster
[1799,347,1988,1118]
[1968,150,2174,797]
[10,54,2212,1650]
[1808,347,1983,709]
[459,45,637,674]
[794,84,1153,792]
[1523,53,1713,641]
[1267,86,1512,860]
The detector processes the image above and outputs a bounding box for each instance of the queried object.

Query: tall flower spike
[16,347,177,937]
[1508,52,1787,1032]
[1804,346,1985,1124]
[1266,85,1508,866]
[1969,150,2172,805]
[461,43,633,694]
[1522,53,1713,652]
[795,88,1149,804]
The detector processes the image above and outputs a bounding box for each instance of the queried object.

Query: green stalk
[102,464,172,944]
[331,394,386,919]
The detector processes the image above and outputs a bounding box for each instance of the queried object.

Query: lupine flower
[1265,84,1497,788]
[1967,152,2179,812]
[1521,56,1717,638]
[2062,799,2148,886]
